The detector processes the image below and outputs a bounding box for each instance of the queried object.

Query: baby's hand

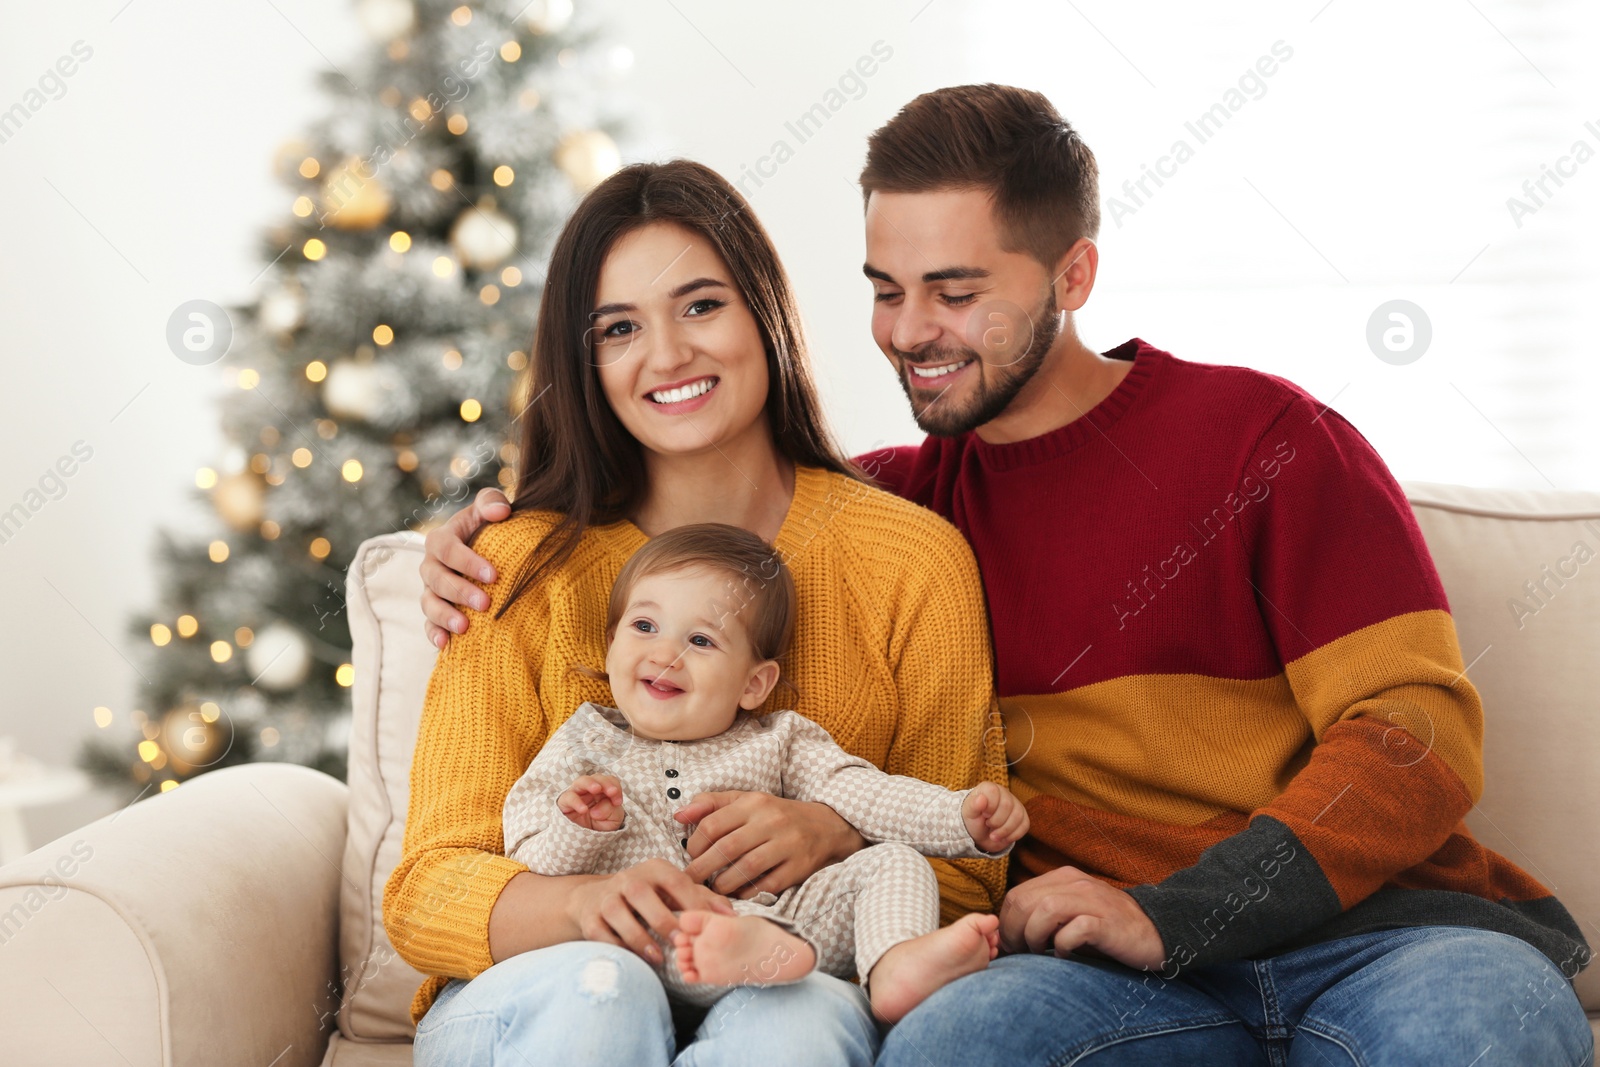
[962,782,1029,853]
[558,774,625,832]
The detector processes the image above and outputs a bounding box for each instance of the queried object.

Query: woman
[383,160,1006,1065]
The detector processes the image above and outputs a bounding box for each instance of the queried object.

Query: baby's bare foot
[868,912,1000,1024]
[672,911,817,987]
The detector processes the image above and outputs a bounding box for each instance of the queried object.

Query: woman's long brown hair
[487,160,859,620]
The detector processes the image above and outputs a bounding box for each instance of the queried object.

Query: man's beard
[896,289,1060,438]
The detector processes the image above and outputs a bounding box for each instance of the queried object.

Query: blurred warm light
[292,196,314,217]
[479,284,500,305]
[195,467,218,489]
[450,5,472,25]
[306,360,328,382]
[336,663,355,687]
[93,706,112,728]
[447,114,468,135]
[160,779,179,793]
[310,537,331,560]
[432,256,455,277]
[299,157,320,179]
[507,350,527,370]
[316,419,338,439]
[249,452,271,474]
[500,41,521,62]
[558,48,576,67]
[493,165,514,186]
[260,426,281,446]
[389,231,411,252]
[342,459,364,482]
[460,398,483,422]
[200,701,221,722]
[519,88,540,110]
[303,238,327,260]
[396,449,419,472]
[442,348,462,369]
[430,169,454,191]
[501,266,522,286]
[373,324,394,345]
[260,727,280,747]
[292,447,313,468]
[237,368,260,389]
[138,740,160,763]
[234,627,254,648]
[208,540,229,563]
[210,640,233,663]
[409,98,433,122]
[260,520,281,540]
[176,614,199,638]
[150,624,172,646]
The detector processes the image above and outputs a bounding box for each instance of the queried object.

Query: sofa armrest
[0,762,348,1067]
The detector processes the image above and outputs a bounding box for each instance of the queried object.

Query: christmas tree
[80,0,628,794]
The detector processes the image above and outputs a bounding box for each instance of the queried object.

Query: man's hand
[557,774,625,832]
[421,487,512,649]
[962,782,1030,853]
[999,865,1166,971]
[675,791,865,898]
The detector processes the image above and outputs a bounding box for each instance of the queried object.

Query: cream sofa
[3,481,1599,1065]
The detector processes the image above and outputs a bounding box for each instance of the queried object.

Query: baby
[501,522,1029,1024]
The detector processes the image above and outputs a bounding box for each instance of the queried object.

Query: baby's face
[604,565,777,742]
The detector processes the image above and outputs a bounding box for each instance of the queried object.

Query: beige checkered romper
[502,702,1007,1007]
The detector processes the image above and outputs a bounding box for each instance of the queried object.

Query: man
[421,85,1591,1063]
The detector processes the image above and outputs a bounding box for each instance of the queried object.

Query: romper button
[681,838,689,848]
[667,787,681,799]
[665,769,678,778]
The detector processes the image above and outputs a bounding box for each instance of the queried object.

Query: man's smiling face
[863,187,1063,437]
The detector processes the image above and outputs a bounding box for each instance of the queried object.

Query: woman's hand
[676,791,865,898]
[569,859,735,965]
[421,487,512,649]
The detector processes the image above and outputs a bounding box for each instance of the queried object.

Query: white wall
[3,0,1595,846]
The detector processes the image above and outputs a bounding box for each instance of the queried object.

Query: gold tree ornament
[212,471,266,531]
[320,158,392,231]
[160,704,228,776]
[450,204,519,269]
[555,129,621,192]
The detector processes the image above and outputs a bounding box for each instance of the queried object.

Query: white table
[0,768,92,866]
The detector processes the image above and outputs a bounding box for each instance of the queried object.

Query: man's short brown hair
[859,84,1099,269]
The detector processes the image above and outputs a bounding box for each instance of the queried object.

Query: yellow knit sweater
[382,464,1008,1025]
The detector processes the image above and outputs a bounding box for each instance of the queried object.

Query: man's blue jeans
[411,940,880,1066]
[879,926,1592,1066]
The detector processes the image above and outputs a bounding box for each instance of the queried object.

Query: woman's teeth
[649,378,716,404]
[909,360,971,379]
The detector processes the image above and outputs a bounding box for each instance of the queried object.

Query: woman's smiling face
[590,221,772,459]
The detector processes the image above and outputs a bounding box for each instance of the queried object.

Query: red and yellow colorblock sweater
[865,338,1590,978]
